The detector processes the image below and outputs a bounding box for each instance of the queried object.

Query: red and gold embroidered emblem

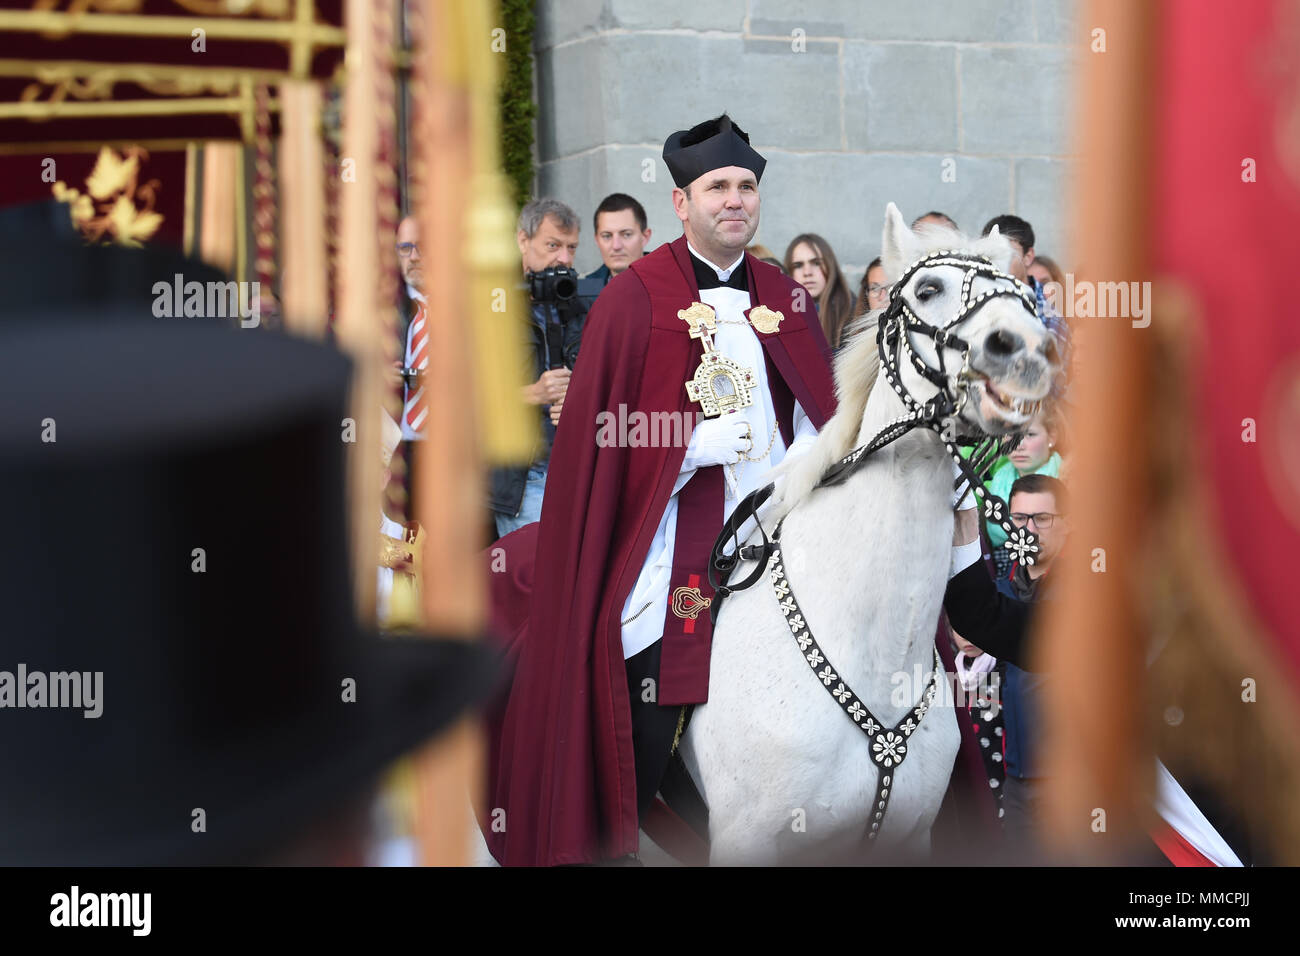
[670,585,712,621]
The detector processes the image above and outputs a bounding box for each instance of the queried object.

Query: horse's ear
[880,202,914,282]
[974,225,1014,274]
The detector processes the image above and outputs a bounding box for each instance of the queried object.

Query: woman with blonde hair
[783,233,855,350]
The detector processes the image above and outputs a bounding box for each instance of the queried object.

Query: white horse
[677,203,1060,865]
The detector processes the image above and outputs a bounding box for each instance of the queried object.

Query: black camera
[525,266,579,304]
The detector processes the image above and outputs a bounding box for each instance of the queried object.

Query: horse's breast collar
[702,248,1047,847]
[768,542,943,845]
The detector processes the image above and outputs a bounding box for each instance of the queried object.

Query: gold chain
[670,705,688,754]
[740,419,782,462]
[726,419,783,493]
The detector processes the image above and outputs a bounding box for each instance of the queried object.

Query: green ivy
[499,0,537,209]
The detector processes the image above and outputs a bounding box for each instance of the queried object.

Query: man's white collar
[407,284,426,304]
[687,242,745,282]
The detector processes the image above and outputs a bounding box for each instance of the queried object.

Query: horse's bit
[707,249,1045,846]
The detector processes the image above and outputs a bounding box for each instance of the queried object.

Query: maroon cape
[485,236,837,865]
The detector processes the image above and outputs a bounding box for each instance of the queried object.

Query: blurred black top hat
[0,314,499,865]
[0,198,232,321]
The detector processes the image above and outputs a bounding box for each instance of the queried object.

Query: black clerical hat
[0,316,500,865]
[0,199,232,321]
[662,114,767,188]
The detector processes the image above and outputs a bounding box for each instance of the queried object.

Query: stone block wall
[534,0,1082,285]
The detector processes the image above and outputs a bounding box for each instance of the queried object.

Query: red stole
[633,239,821,704]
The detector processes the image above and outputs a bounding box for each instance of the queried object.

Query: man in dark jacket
[945,474,1069,849]
[946,474,1256,865]
[490,198,588,537]
[577,193,653,312]
[585,193,653,284]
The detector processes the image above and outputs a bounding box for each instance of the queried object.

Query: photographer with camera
[491,198,589,538]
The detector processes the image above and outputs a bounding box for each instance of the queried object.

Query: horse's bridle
[710,249,1047,610]
[701,249,1049,849]
[821,249,1041,485]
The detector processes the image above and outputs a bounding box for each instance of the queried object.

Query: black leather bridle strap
[708,482,777,625]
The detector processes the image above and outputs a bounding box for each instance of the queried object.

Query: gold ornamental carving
[52,145,163,246]
[18,64,244,106]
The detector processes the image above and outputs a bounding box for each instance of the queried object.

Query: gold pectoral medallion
[679,301,756,417]
[380,537,413,569]
[747,305,785,334]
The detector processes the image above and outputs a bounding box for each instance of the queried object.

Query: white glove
[949,458,981,578]
[682,414,751,470]
[950,537,983,578]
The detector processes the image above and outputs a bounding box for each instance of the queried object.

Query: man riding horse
[483,114,837,865]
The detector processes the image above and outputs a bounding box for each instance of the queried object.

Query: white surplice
[619,247,818,659]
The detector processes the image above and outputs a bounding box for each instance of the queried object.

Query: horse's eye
[916,279,942,301]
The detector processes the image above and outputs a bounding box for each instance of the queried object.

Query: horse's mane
[762,308,881,518]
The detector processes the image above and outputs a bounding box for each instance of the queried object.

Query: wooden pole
[183,141,197,258]
[406,0,540,865]
[335,0,385,625]
[411,717,485,865]
[404,0,477,867]
[198,141,238,274]
[414,0,532,635]
[1036,0,1158,860]
[414,0,479,637]
[279,79,329,338]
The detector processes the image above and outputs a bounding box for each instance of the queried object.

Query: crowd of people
[392,195,1076,520]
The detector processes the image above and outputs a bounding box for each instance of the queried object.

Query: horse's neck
[853,379,948,480]
[856,374,929,449]
[836,378,952,673]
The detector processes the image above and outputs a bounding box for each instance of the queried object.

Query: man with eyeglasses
[395,215,427,440]
[944,473,1070,852]
[945,476,1255,865]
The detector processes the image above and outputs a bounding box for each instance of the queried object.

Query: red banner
[1151,0,1300,678]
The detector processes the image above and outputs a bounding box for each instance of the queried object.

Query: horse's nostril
[1043,336,1060,366]
[984,329,1021,357]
